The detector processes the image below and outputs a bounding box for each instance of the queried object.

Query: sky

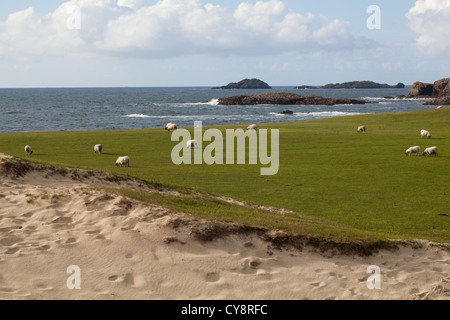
[0,0,449,88]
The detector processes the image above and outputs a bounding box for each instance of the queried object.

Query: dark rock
[278,110,294,115]
[424,96,450,106]
[396,95,406,99]
[407,82,434,98]
[218,92,367,106]
[407,78,450,104]
[322,81,403,89]
[432,78,450,97]
[213,78,272,90]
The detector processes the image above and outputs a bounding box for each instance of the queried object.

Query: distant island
[218,92,367,106]
[294,85,320,90]
[295,81,405,89]
[213,78,272,90]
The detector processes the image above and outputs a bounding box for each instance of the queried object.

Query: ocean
[0,86,433,133]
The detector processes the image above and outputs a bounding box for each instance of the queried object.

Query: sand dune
[0,154,448,300]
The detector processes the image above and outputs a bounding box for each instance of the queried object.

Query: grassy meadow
[1,108,449,244]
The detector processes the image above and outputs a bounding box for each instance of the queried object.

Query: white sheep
[247,124,258,131]
[186,140,198,149]
[405,146,420,156]
[357,126,366,133]
[166,124,178,132]
[421,129,431,139]
[94,144,103,154]
[165,122,173,130]
[116,156,130,167]
[25,145,33,155]
[422,147,438,157]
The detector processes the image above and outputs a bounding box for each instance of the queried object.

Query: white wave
[204,98,220,106]
[269,111,364,118]
[123,114,151,118]
[269,111,365,117]
[297,111,363,117]
[189,98,220,106]
[363,96,430,101]
[156,99,220,108]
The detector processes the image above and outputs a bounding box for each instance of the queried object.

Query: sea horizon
[0,84,414,90]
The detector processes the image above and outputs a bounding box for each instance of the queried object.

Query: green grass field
[1,108,449,244]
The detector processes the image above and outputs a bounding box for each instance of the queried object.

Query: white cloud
[406,0,450,56]
[0,0,355,60]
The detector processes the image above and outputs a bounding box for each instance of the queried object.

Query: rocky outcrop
[218,93,367,106]
[407,78,450,104]
[432,78,450,97]
[278,110,294,115]
[407,82,434,98]
[213,78,272,90]
[407,78,449,96]
[424,96,450,106]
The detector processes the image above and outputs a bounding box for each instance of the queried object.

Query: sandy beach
[0,153,448,300]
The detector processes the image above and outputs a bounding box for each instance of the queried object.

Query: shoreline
[0,106,445,135]
[1,154,449,300]
[0,86,432,135]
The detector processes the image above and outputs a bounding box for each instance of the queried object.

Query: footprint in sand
[52,217,72,224]
[108,275,121,282]
[37,244,51,251]
[205,272,221,283]
[0,227,12,233]
[5,247,20,255]
[65,238,77,244]
[85,230,100,235]
[21,212,34,218]
[0,236,23,247]
[108,274,147,287]
[125,253,134,259]
[310,281,327,288]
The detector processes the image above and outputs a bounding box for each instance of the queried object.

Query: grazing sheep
[165,122,173,130]
[25,145,33,155]
[94,144,103,154]
[116,156,130,167]
[421,129,431,139]
[405,146,421,156]
[186,140,198,149]
[166,124,178,132]
[247,124,258,131]
[357,126,366,133]
[422,147,438,157]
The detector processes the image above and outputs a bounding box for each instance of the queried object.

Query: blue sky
[0,0,449,87]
